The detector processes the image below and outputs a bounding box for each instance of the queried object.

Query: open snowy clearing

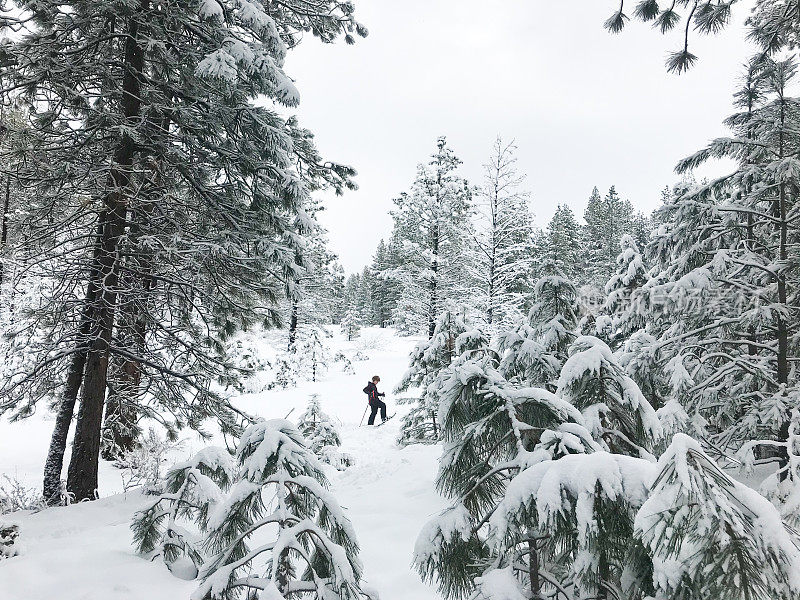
[0,328,446,600]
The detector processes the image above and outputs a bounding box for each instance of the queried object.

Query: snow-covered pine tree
[223,330,276,394]
[655,354,699,440]
[391,286,429,336]
[464,337,662,599]
[284,117,356,345]
[356,265,378,325]
[496,268,579,389]
[629,210,652,253]
[334,351,356,375]
[342,273,362,322]
[271,354,300,391]
[329,262,348,325]
[525,227,549,290]
[338,266,382,329]
[0,0,365,502]
[286,202,348,348]
[640,59,800,476]
[742,405,800,528]
[484,426,800,600]
[413,340,603,600]
[369,239,399,327]
[388,138,473,337]
[496,317,559,391]
[637,433,800,600]
[412,287,800,600]
[469,137,536,332]
[527,269,580,360]
[558,336,662,458]
[617,330,669,413]
[297,394,341,452]
[395,304,484,445]
[194,419,370,600]
[296,326,332,383]
[602,233,649,348]
[543,204,583,282]
[582,186,635,287]
[297,394,354,471]
[340,308,362,341]
[415,327,663,600]
[132,447,236,579]
[0,107,36,292]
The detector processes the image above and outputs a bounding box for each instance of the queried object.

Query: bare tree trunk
[67,208,126,501]
[487,260,494,326]
[275,484,294,594]
[772,89,792,480]
[487,178,498,326]
[776,186,789,388]
[43,225,105,504]
[43,347,88,504]
[66,6,147,501]
[776,182,790,479]
[595,481,609,600]
[288,298,299,350]
[428,223,439,339]
[0,173,9,285]
[528,533,541,600]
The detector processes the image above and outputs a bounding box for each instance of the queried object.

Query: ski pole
[359,404,368,427]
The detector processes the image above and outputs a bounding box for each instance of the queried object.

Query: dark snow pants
[367,400,387,425]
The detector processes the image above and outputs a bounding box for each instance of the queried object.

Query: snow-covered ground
[0,328,446,600]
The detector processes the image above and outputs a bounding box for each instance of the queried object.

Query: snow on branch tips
[194,419,371,600]
[131,420,373,599]
[637,434,800,600]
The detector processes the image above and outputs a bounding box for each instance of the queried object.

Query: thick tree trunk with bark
[42,292,97,504]
[66,7,147,501]
[43,223,106,504]
[66,205,127,500]
[43,351,88,504]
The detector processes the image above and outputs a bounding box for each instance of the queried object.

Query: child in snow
[364,375,388,425]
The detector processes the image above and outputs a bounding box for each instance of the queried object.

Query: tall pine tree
[389,138,472,337]
[544,204,582,282]
[0,0,366,502]
[469,137,536,331]
[583,186,635,287]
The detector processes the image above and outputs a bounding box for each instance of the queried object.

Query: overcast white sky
[284,1,753,274]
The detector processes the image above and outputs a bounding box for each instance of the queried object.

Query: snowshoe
[375,414,396,427]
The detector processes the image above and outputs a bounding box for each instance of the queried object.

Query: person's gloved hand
[379,392,385,397]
